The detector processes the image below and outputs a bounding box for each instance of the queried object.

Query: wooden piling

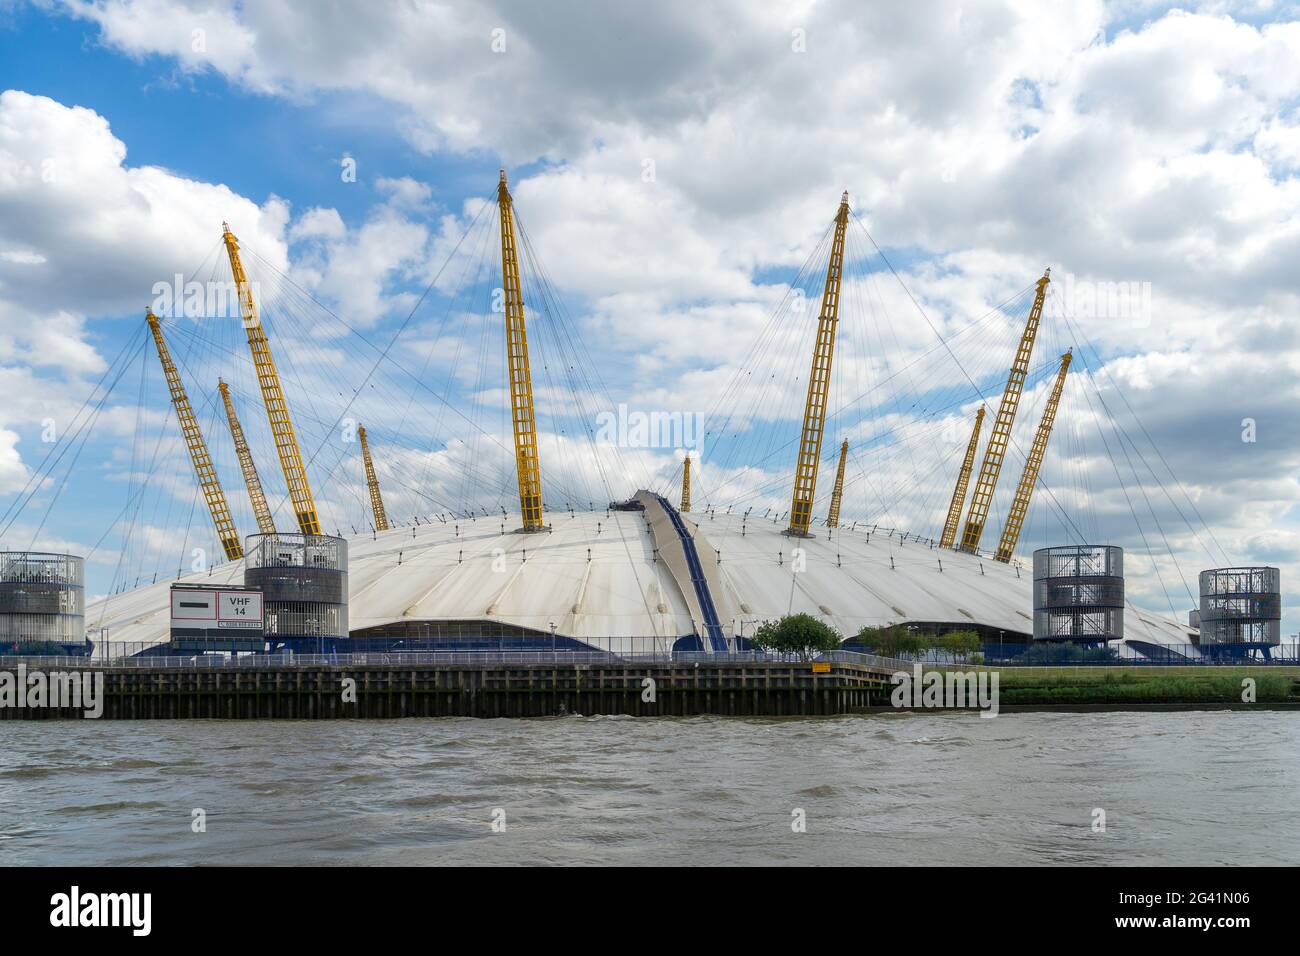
[0,659,895,720]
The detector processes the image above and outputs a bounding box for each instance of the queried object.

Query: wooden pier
[1,658,898,720]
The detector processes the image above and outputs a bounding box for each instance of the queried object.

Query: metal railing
[0,646,917,672]
[981,641,1300,666]
[2,640,1294,670]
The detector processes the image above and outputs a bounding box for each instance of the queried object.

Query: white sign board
[171,588,263,630]
[172,589,216,621]
[217,590,263,629]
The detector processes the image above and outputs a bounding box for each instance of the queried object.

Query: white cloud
[288,204,429,328]
[0,89,297,495]
[288,207,346,243]
[376,176,432,208]
[1254,115,1300,170]
[0,428,30,495]
[0,90,289,317]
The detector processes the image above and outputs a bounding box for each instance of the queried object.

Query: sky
[0,0,1297,637]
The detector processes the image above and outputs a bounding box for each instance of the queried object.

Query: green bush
[1019,642,1119,664]
[997,672,1294,703]
[751,613,842,660]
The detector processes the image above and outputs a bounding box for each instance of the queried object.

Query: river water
[1,711,1294,866]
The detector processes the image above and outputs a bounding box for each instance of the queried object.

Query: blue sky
[1,4,489,221]
[1,0,1298,638]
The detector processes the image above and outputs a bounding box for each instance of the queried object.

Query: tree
[938,630,982,662]
[751,614,842,660]
[857,624,910,656]
[856,625,933,659]
[907,631,937,657]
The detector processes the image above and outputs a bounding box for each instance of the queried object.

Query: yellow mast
[788,191,851,536]
[496,170,545,531]
[146,310,243,561]
[939,407,985,548]
[679,454,692,513]
[218,378,275,535]
[994,350,1072,563]
[222,223,321,536]
[958,268,1050,553]
[826,439,848,529]
[358,424,389,532]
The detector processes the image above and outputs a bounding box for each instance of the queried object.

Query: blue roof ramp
[650,493,728,652]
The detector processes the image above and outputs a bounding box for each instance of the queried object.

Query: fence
[0,645,919,673]
[1,639,1295,669]
[981,641,1300,666]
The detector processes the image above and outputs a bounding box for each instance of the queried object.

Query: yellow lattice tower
[994,350,1072,563]
[939,406,985,548]
[497,171,545,531]
[146,311,243,561]
[679,454,692,512]
[222,223,321,536]
[958,268,1051,553]
[826,439,848,529]
[358,424,389,532]
[218,378,275,535]
[788,191,851,536]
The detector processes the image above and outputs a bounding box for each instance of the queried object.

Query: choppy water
[1,711,1295,866]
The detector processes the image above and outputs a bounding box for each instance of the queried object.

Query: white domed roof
[85,494,1193,654]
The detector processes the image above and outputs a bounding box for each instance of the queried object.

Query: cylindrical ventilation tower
[1033,545,1124,643]
[0,552,85,652]
[244,533,348,650]
[1198,567,1280,658]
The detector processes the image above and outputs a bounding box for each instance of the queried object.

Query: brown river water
[1,710,1294,865]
